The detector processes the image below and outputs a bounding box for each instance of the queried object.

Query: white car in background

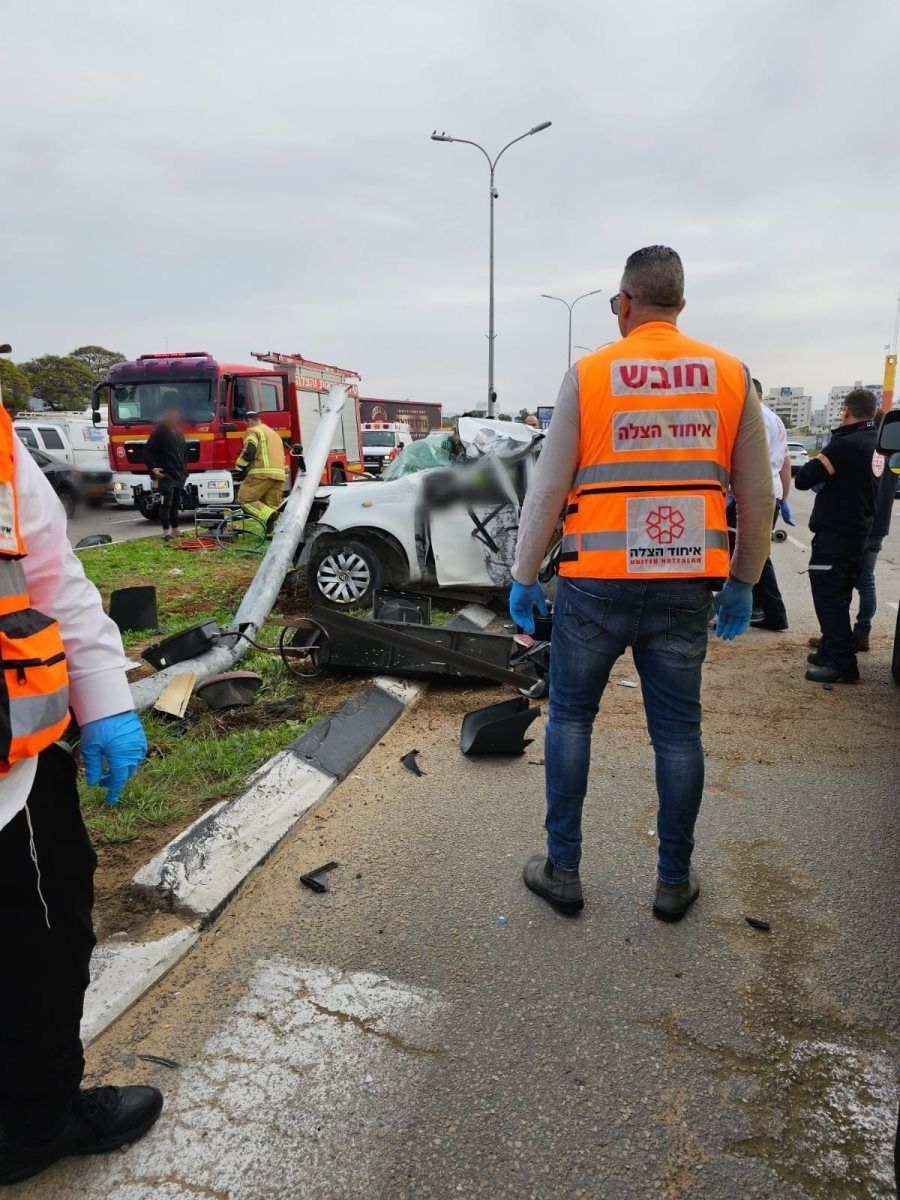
[787,441,809,476]
[300,418,549,607]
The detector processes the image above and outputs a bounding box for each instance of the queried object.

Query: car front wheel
[307,539,382,609]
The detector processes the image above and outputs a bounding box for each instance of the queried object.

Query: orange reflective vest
[561,322,748,581]
[0,406,70,772]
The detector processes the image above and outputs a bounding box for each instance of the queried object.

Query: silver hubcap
[317,551,372,604]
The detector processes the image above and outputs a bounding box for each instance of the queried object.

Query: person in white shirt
[0,422,163,1184]
[726,379,791,631]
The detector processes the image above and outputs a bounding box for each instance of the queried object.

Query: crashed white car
[300,418,552,607]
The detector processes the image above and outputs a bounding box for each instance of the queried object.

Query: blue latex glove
[509,580,548,635]
[779,499,795,526]
[714,580,753,641]
[81,711,148,806]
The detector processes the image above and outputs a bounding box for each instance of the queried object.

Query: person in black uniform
[143,406,188,540]
[851,411,895,649]
[794,388,879,684]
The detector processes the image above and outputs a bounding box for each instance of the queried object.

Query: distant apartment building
[765,386,812,430]
[824,381,883,428]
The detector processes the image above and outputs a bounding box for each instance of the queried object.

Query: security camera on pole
[431,121,552,417]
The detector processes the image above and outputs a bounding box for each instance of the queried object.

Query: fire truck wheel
[308,539,382,609]
[137,493,161,522]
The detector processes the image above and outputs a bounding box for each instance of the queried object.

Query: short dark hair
[843,389,877,420]
[621,245,684,309]
[752,378,762,398]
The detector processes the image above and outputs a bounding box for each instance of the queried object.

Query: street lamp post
[432,121,552,417]
[541,290,604,370]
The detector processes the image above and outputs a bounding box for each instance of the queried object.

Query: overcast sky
[3,0,899,413]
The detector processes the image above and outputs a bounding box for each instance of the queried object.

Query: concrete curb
[131,677,422,925]
[83,925,199,1046]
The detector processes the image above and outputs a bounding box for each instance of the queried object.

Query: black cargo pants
[0,747,96,1144]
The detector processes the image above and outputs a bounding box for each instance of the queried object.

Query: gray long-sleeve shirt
[513,351,773,585]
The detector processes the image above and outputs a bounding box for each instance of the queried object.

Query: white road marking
[787,535,808,551]
[889,601,899,612]
[51,960,441,1199]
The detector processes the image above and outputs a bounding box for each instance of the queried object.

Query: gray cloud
[3,0,898,411]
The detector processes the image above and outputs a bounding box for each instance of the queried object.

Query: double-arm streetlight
[541,290,604,370]
[431,121,552,417]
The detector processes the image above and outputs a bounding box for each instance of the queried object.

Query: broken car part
[745,917,772,931]
[372,588,432,625]
[74,533,113,549]
[460,696,540,756]
[142,620,220,671]
[194,671,264,710]
[400,749,425,776]
[299,861,339,893]
[136,1054,181,1069]
[108,585,159,634]
[307,605,537,689]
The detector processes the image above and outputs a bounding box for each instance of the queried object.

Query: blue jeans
[854,534,883,637]
[545,576,712,884]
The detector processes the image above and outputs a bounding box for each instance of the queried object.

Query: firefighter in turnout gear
[0,362,162,1185]
[233,411,288,527]
[509,246,774,923]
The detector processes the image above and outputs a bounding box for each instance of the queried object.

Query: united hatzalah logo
[645,505,685,546]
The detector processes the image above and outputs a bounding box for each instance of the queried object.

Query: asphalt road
[15,489,900,1200]
[68,502,156,546]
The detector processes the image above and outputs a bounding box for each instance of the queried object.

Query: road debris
[136,1053,181,1069]
[195,671,263,710]
[460,697,540,756]
[109,585,158,634]
[299,861,339,893]
[401,750,425,776]
[618,680,639,689]
[153,673,196,719]
[745,916,772,932]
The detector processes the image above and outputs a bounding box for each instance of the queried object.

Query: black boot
[522,855,584,914]
[805,663,860,684]
[653,876,700,922]
[0,1086,163,1185]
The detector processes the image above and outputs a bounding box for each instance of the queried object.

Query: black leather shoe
[0,1086,163,1185]
[805,664,859,684]
[750,617,788,631]
[807,650,831,666]
[653,876,699,922]
[851,631,870,652]
[522,854,584,914]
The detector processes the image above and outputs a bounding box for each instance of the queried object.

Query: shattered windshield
[110,380,215,426]
[382,432,459,479]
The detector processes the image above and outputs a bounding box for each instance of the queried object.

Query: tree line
[0,346,126,413]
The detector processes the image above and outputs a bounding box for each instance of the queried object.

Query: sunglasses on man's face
[609,291,631,316]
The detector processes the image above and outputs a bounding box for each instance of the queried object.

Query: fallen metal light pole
[130,385,349,712]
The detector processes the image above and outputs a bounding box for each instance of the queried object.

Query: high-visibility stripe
[561,534,579,555]
[576,529,730,553]
[0,560,26,598]
[574,459,730,488]
[9,686,70,739]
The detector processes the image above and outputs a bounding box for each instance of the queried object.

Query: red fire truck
[94,350,362,519]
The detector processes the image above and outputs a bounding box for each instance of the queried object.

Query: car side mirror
[876,410,900,456]
[92,410,101,426]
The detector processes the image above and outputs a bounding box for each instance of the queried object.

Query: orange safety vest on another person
[0,405,70,772]
[560,322,749,581]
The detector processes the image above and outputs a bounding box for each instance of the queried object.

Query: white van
[14,415,113,505]
[361,422,412,475]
